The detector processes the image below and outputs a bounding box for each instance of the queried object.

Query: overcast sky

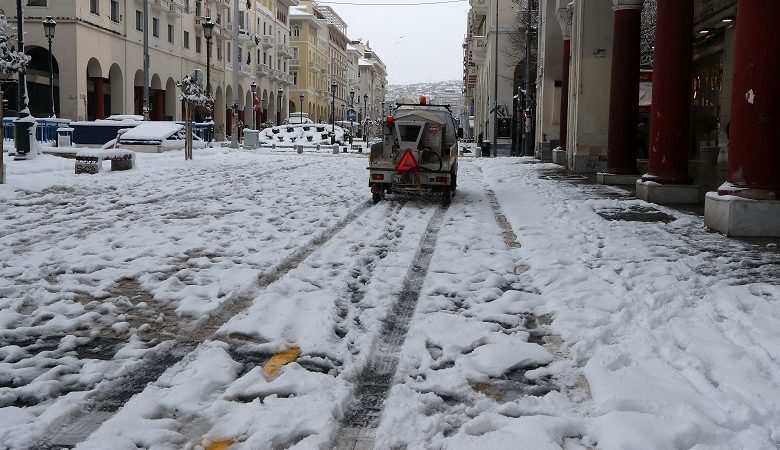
[325,1,471,86]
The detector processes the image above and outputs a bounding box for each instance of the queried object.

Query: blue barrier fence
[3,118,213,144]
[3,117,72,142]
[176,122,213,142]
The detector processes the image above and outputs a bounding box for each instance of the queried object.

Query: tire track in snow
[36,200,373,450]
[333,204,448,450]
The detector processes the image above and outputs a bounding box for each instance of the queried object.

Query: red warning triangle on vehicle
[395,149,419,173]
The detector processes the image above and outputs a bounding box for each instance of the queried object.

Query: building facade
[464,0,526,155]
[1,0,296,139]
[533,0,779,236]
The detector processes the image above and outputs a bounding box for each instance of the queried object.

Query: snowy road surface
[1,148,779,449]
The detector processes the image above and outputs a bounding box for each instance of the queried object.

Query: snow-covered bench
[75,149,135,174]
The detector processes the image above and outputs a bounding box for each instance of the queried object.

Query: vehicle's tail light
[435,176,448,183]
[372,174,384,181]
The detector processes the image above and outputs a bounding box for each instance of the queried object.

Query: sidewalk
[468,157,780,448]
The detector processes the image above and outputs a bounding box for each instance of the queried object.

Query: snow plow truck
[368,98,459,204]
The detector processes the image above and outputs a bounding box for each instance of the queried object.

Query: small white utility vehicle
[368,98,459,204]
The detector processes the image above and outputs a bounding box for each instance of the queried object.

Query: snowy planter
[307,135,313,142]
[277,136,284,142]
[321,133,329,140]
[290,137,297,142]
[316,126,325,132]
[272,128,280,134]
[303,126,310,131]
[286,127,294,133]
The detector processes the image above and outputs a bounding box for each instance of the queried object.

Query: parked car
[284,112,313,125]
[112,122,206,153]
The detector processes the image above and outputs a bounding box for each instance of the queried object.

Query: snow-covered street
[1,150,779,449]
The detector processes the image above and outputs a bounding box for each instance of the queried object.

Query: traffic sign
[347,108,357,122]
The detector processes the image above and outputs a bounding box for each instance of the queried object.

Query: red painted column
[559,39,570,151]
[93,77,105,119]
[606,0,643,174]
[719,0,780,199]
[642,0,694,184]
[154,90,164,121]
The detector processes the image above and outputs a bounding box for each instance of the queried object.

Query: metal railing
[3,117,71,143]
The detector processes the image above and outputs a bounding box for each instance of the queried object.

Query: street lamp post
[13,0,33,158]
[251,81,257,130]
[43,16,56,118]
[277,87,283,125]
[349,88,354,145]
[330,81,337,145]
[381,100,385,118]
[299,93,304,124]
[202,17,214,143]
[363,94,368,143]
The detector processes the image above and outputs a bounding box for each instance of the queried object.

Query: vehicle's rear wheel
[373,192,382,204]
[450,172,457,192]
[442,189,451,205]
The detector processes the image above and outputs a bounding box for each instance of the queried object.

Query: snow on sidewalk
[0,149,371,447]
[473,158,780,449]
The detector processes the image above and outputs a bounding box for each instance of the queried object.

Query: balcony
[167,1,185,17]
[240,63,253,76]
[277,44,294,59]
[213,0,229,10]
[257,63,270,78]
[290,59,301,68]
[279,72,294,86]
[472,36,487,62]
[238,29,254,45]
[270,69,284,81]
[259,35,275,49]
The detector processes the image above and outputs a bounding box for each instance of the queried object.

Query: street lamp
[277,86,283,125]
[298,93,304,124]
[43,16,56,118]
[250,81,257,130]
[363,93,368,143]
[202,17,214,143]
[14,0,32,158]
[330,81,337,144]
[349,88,355,144]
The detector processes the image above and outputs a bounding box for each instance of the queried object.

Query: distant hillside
[386,80,464,119]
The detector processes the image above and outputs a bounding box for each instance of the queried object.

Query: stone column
[553,2,572,167]
[154,90,164,121]
[226,108,232,135]
[704,0,780,236]
[93,77,105,120]
[600,0,643,184]
[636,0,698,204]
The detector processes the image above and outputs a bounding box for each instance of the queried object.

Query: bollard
[332,144,339,155]
[272,143,276,150]
[316,144,321,151]
[342,146,347,153]
[296,145,303,154]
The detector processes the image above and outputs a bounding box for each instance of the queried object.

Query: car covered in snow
[114,122,206,153]
[284,112,313,125]
[368,98,459,204]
